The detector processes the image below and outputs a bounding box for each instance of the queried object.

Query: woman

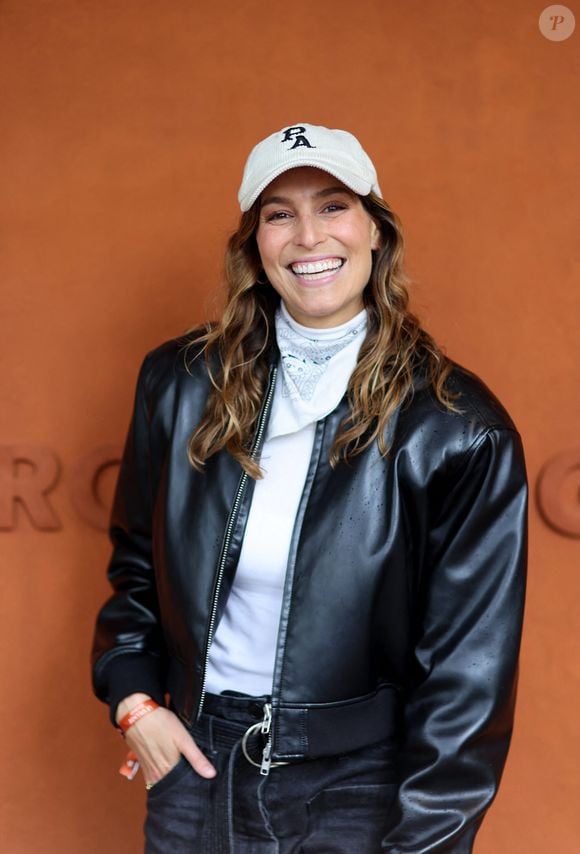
[92,123,527,853]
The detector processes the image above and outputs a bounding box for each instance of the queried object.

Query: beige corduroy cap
[238,123,382,212]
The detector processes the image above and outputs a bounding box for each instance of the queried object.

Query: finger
[180,738,216,779]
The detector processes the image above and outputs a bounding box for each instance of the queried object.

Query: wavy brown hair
[185,191,459,478]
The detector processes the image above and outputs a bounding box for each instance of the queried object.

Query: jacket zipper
[196,365,277,719]
[262,418,325,772]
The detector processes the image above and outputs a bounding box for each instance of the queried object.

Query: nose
[293,213,324,249]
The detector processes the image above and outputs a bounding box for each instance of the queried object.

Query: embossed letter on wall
[0,445,61,530]
[536,448,580,538]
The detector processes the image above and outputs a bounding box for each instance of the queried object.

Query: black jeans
[144,692,398,853]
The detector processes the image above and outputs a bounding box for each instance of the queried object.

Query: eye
[322,201,348,214]
[263,210,293,223]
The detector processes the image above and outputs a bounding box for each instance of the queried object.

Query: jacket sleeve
[382,427,528,853]
[91,354,167,724]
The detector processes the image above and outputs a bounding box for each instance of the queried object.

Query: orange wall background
[1,1,579,851]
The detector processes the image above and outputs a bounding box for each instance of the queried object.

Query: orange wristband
[117,699,160,735]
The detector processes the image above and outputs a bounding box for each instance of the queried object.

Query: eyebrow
[260,186,353,208]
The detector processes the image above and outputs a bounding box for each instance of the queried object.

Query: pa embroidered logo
[281,126,316,150]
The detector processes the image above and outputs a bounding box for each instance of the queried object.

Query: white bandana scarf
[275,303,367,402]
[267,303,368,440]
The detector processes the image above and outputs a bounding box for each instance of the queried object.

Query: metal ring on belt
[241,721,290,770]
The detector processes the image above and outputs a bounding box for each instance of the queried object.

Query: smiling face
[255,167,381,328]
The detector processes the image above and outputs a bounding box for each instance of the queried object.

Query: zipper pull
[261,702,272,735]
[260,737,273,776]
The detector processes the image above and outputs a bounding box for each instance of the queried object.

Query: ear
[369,218,381,251]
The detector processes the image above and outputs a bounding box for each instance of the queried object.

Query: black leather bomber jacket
[92,337,527,853]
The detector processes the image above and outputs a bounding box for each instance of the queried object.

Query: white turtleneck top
[204,304,367,696]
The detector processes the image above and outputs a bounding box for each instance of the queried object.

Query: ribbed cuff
[103,653,166,728]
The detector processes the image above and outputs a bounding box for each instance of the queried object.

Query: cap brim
[239,159,375,212]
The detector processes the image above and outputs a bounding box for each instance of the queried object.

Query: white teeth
[291,258,343,275]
